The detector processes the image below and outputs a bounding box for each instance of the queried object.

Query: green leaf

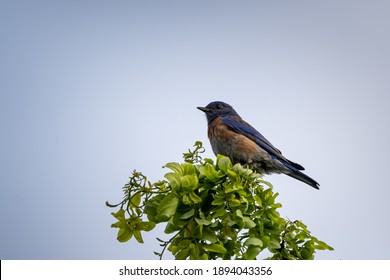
[201,228,218,243]
[295,232,308,241]
[111,220,126,229]
[261,236,270,247]
[225,183,242,193]
[245,245,262,260]
[181,175,199,190]
[182,163,196,175]
[179,209,195,219]
[234,209,244,227]
[315,240,334,251]
[300,248,313,260]
[217,155,232,173]
[204,164,223,181]
[182,194,191,205]
[244,237,263,247]
[195,217,212,226]
[165,162,183,174]
[268,238,281,249]
[157,194,179,221]
[267,209,280,223]
[227,169,238,181]
[202,243,227,254]
[133,230,144,243]
[164,173,181,189]
[189,243,199,260]
[175,248,190,260]
[111,209,126,220]
[211,198,225,206]
[259,179,273,189]
[144,194,164,222]
[213,205,227,217]
[254,195,263,207]
[228,199,241,207]
[164,220,182,234]
[117,227,133,242]
[136,221,156,231]
[304,240,314,250]
[243,217,256,229]
[272,203,282,209]
[188,191,202,203]
[130,192,141,208]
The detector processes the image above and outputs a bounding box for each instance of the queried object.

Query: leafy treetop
[106,141,333,260]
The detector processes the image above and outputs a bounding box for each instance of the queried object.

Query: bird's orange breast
[208,117,260,163]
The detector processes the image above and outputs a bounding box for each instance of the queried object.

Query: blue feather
[221,116,305,171]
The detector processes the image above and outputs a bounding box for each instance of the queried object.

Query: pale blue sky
[1,0,389,259]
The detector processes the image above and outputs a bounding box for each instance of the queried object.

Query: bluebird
[197,101,319,189]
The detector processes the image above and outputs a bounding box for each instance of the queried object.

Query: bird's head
[197,101,239,124]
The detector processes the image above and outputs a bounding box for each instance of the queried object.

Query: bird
[197,101,319,189]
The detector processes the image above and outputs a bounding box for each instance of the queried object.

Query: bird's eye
[217,104,223,109]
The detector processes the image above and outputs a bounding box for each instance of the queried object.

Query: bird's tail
[282,163,320,190]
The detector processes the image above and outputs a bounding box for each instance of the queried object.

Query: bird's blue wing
[221,115,305,170]
[221,116,281,157]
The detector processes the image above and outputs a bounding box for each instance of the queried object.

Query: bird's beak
[197,106,211,113]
